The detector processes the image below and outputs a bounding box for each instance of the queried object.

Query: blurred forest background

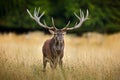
[0,1,120,80]
[0,0,120,35]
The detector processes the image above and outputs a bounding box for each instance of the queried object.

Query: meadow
[0,31,120,80]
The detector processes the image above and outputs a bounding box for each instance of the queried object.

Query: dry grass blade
[0,32,120,80]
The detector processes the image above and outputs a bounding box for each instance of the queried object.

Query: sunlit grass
[0,32,120,80]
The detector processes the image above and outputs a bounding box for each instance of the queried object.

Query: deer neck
[51,37,64,51]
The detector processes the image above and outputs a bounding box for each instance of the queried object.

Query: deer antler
[63,9,89,30]
[51,17,57,30]
[27,8,55,30]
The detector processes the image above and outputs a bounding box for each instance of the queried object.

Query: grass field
[0,32,120,80]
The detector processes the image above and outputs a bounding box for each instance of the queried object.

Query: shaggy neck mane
[50,37,64,51]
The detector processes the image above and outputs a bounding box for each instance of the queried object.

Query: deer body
[27,7,89,71]
[42,31,64,69]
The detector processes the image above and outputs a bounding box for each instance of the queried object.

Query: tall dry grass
[0,32,120,80]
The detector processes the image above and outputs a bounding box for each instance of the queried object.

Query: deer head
[27,8,89,43]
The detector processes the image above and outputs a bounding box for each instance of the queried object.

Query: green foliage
[0,0,120,34]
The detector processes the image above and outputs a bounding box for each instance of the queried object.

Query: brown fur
[42,30,64,70]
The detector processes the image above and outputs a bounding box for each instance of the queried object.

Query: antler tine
[65,9,89,30]
[27,9,34,19]
[74,22,78,26]
[37,7,40,16]
[43,20,47,26]
[51,17,57,30]
[62,21,70,30]
[27,8,53,29]
[80,9,82,18]
[34,8,36,17]
[39,11,45,19]
[80,9,84,19]
[65,21,70,27]
[85,9,89,20]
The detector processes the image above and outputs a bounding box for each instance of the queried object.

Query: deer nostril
[59,39,63,42]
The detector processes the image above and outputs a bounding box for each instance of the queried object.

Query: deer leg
[54,61,57,69]
[50,59,58,69]
[59,59,63,68]
[43,57,47,71]
[50,61,54,69]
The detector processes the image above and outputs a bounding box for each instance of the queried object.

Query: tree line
[0,0,120,34]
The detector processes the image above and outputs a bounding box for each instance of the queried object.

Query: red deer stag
[27,8,89,71]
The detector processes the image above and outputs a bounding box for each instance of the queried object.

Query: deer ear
[49,30,54,34]
[63,31,66,35]
[62,29,67,34]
